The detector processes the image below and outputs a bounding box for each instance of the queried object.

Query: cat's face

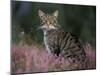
[38,10,60,31]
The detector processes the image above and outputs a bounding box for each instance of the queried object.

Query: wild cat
[38,10,86,64]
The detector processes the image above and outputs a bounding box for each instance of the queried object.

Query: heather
[11,43,96,74]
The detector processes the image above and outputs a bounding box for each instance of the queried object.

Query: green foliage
[11,1,96,47]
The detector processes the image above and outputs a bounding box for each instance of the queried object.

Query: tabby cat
[38,10,86,64]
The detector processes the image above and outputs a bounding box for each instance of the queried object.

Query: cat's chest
[44,35,51,53]
[43,30,59,53]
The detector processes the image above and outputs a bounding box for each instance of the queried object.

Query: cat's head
[38,10,61,31]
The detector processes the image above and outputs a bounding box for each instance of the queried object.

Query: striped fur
[38,10,86,64]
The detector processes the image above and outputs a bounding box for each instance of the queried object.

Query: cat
[38,10,86,64]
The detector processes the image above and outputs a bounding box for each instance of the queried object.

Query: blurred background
[11,1,96,48]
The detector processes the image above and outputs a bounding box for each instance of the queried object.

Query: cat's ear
[52,10,59,17]
[38,10,45,18]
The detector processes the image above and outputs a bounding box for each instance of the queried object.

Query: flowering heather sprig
[83,43,96,69]
[11,43,96,74]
